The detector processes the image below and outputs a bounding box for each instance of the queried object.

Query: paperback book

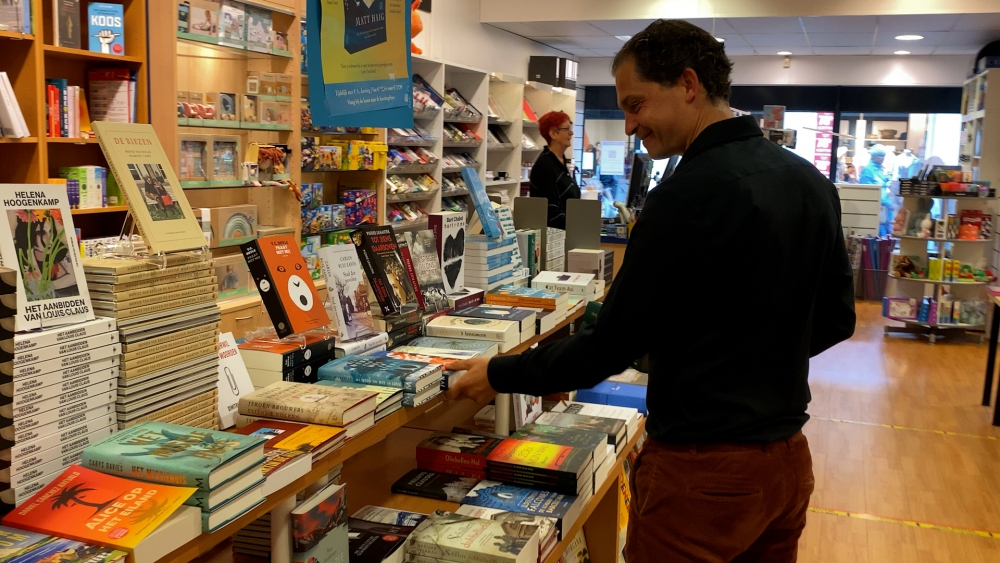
[87,3,124,55]
[292,481,348,563]
[351,505,426,527]
[231,419,345,460]
[349,227,401,317]
[390,468,480,502]
[406,510,539,563]
[416,432,503,472]
[354,225,416,313]
[428,212,465,294]
[403,230,448,313]
[459,481,578,539]
[348,517,416,563]
[241,235,330,338]
[317,355,442,394]
[238,381,377,426]
[318,243,375,341]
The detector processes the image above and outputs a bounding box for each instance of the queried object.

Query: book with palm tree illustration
[0,464,194,550]
[80,421,267,492]
[0,184,94,332]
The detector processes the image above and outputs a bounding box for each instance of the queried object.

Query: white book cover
[429,211,466,294]
[495,206,525,275]
[0,185,94,331]
[319,243,375,341]
[532,271,596,295]
[217,332,254,429]
[426,316,518,342]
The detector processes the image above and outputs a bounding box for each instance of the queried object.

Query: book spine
[99,285,217,312]
[119,348,217,380]
[237,400,343,427]
[3,403,115,447]
[119,390,217,428]
[122,339,218,370]
[325,372,412,392]
[485,295,558,310]
[241,239,293,338]
[3,412,116,465]
[416,462,486,480]
[5,378,117,421]
[95,292,217,319]
[92,280,216,304]
[5,424,114,478]
[46,85,58,137]
[426,325,508,342]
[122,330,218,362]
[7,368,117,411]
[352,231,400,317]
[485,464,581,486]
[7,343,120,382]
[59,81,69,137]
[13,331,119,368]
[397,244,425,311]
[5,447,86,501]
[385,324,422,349]
[90,271,211,293]
[80,448,204,491]
[120,323,218,353]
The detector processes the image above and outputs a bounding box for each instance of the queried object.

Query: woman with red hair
[530,111,580,229]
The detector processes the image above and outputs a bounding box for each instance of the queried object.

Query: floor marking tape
[811,417,999,441]
[808,506,1000,538]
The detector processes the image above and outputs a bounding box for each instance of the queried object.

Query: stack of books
[451,305,537,343]
[378,306,425,349]
[233,419,346,491]
[534,411,628,455]
[567,249,612,294]
[238,381,379,440]
[82,253,221,431]
[406,510,540,563]
[549,401,640,448]
[485,286,568,313]
[81,422,267,533]
[545,228,565,272]
[238,330,339,388]
[350,508,425,563]
[408,336,500,358]
[532,271,597,302]
[425,315,521,353]
[485,438,593,497]
[335,331,390,358]
[2,316,120,508]
[317,380,404,421]
[464,234,519,291]
[391,468,482,502]
[459,481,578,548]
[380,343,493,390]
[516,229,542,278]
[511,423,615,495]
[415,431,504,479]
[318,355,443,407]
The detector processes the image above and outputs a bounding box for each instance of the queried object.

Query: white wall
[421,0,568,77]
[579,55,976,87]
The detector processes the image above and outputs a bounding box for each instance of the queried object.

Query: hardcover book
[451,506,556,551]
[231,419,345,459]
[531,272,596,297]
[237,332,337,371]
[458,482,581,541]
[391,469,480,502]
[241,235,330,338]
[406,510,539,563]
[408,337,499,357]
[91,123,207,254]
[451,306,536,334]
[354,225,416,313]
[238,381,377,426]
[0,536,126,563]
[349,227,400,317]
[404,230,448,313]
[2,465,195,550]
[533,412,627,446]
[351,505,426,527]
[291,481,347,563]
[87,3,124,55]
[318,243,375,341]
[0,184,94,331]
[510,424,606,467]
[486,439,592,480]
[55,0,81,48]
[347,517,416,563]
[317,355,442,393]
[549,401,639,441]
[425,316,519,343]
[416,432,503,471]
[314,380,403,413]
[428,212,465,294]
[80,421,266,490]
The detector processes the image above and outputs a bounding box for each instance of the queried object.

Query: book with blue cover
[0,526,52,561]
[318,354,442,393]
[87,3,124,56]
[80,421,266,491]
[463,169,502,239]
[459,480,581,539]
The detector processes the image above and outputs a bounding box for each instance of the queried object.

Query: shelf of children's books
[884,316,986,330]
[444,115,482,124]
[46,137,99,144]
[0,30,33,41]
[176,32,293,59]
[386,189,438,203]
[43,44,143,64]
[0,137,37,143]
[897,236,993,243]
[71,206,129,215]
[889,275,990,286]
[387,163,438,174]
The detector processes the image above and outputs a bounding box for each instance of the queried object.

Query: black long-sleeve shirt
[489,116,856,444]
[529,147,581,229]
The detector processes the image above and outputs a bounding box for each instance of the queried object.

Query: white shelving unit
[522,81,577,196]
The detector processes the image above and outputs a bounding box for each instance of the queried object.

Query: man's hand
[444,358,496,403]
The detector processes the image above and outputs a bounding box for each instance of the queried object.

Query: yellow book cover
[91,122,207,254]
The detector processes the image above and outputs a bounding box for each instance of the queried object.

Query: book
[0,185,94,331]
[416,432,503,471]
[202,483,264,532]
[459,481,583,534]
[347,517,416,563]
[372,305,421,332]
[425,316,519,343]
[575,381,648,416]
[485,286,566,311]
[407,337,499,357]
[238,381,377,426]
[318,243,375,341]
[531,272,596,298]
[80,421,265,490]
[0,72,30,139]
[451,306,537,335]
[511,394,542,430]
[406,510,539,563]
[54,0,81,48]
[0,525,53,561]
[532,412,627,448]
[237,332,337,372]
[510,424,607,469]
[464,169,502,239]
[549,401,639,442]
[87,3,124,55]
[335,331,390,358]
[241,235,329,338]
[390,469,480,502]
[351,505,426,527]
[91,122,206,253]
[486,438,592,482]
[403,230,448,313]
[231,419,345,461]
[428,212,466,295]
[314,380,403,415]
[351,225,410,316]
[292,480,348,563]
[2,464,195,550]
[561,529,589,563]
[318,355,441,394]
[0,536,126,563]
[451,507,557,555]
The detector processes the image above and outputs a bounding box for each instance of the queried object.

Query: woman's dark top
[529,147,581,229]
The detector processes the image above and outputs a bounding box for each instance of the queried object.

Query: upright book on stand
[242,235,330,338]
[0,185,94,331]
[92,122,207,254]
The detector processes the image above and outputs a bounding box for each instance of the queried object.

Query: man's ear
[681,68,700,103]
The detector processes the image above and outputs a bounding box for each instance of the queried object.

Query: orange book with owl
[241,235,329,338]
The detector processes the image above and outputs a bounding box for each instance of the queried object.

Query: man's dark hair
[612,19,734,103]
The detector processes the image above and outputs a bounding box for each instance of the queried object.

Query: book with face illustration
[0,184,94,331]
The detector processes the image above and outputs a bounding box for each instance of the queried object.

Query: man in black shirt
[447,19,855,562]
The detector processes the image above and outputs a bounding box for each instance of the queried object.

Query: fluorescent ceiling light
[777,51,792,55]
[894,50,911,55]
[716,37,724,42]
[895,34,924,41]
[615,35,631,41]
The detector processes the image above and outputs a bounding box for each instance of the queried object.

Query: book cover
[0,537,127,563]
[510,424,606,460]
[390,469,479,502]
[463,169,502,239]
[317,355,441,393]
[531,272,596,296]
[533,412,626,445]
[244,6,271,53]
[452,306,536,332]
[386,346,480,363]
[351,505,426,527]
[408,337,499,356]
[241,235,329,338]
[238,381,377,426]
[80,421,266,491]
[237,332,337,370]
[1,465,195,550]
[407,510,538,563]
[347,517,415,563]
[91,123,206,254]
[425,316,518,342]
[349,227,400,317]
[314,380,402,411]
[415,432,503,470]
[232,419,344,457]
[0,185,95,331]
[561,529,589,563]
[460,481,578,525]
[428,212,465,294]
[486,439,591,478]
[404,230,448,313]
[55,0,81,48]
[452,506,556,548]
[356,225,416,312]
[318,243,375,341]
[87,3,124,55]
[292,481,348,563]
[395,234,426,312]
[0,525,52,561]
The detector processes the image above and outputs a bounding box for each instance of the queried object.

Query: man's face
[616,58,693,159]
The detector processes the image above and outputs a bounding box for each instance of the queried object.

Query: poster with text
[601,141,626,176]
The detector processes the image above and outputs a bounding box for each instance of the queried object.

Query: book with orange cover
[522,99,538,123]
[241,235,330,338]
[485,439,592,482]
[232,419,345,460]
[2,465,195,551]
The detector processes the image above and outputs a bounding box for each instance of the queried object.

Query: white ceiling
[487,14,1000,57]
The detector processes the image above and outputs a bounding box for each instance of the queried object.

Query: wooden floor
[799,301,1000,561]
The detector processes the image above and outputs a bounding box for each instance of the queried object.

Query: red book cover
[241,235,330,338]
[396,237,425,311]
[415,432,503,470]
[486,438,591,480]
[47,85,59,137]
